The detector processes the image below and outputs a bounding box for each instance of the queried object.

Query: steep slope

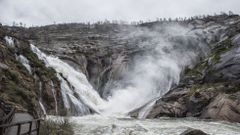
[0,26,64,117]
[131,15,240,122]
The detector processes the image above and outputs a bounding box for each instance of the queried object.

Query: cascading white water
[31,44,106,115]
[4,36,15,48]
[50,81,58,114]
[16,54,32,74]
[39,101,47,116]
[46,115,240,135]
[66,116,240,135]
[38,81,47,115]
[57,74,91,115]
[97,25,209,116]
[30,24,210,117]
[138,100,157,119]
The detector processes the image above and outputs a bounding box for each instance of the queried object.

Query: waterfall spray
[31,44,106,115]
[30,24,209,117]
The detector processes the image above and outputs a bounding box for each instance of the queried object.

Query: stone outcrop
[180,128,208,135]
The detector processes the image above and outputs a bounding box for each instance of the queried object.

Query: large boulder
[201,94,240,122]
[146,88,189,118]
[180,128,208,135]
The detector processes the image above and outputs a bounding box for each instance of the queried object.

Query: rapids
[48,115,240,135]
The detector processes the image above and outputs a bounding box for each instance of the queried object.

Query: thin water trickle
[39,101,47,116]
[50,81,58,114]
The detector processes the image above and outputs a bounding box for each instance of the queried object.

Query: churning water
[48,115,240,135]
[30,24,240,135]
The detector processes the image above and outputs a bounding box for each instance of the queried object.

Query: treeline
[7,11,237,28]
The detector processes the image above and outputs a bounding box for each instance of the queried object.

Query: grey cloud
[0,0,239,26]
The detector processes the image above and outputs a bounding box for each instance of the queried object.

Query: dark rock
[146,88,189,118]
[204,39,240,84]
[180,128,208,135]
[143,22,240,122]
[0,108,4,117]
[146,100,187,118]
[186,90,216,117]
[0,29,62,117]
[232,34,240,45]
[201,94,240,122]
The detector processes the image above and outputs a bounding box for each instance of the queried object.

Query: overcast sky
[0,0,240,26]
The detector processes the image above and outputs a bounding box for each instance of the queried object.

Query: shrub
[40,118,74,135]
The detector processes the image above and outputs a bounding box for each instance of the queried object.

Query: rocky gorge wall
[1,14,240,122]
[131,15,240,122]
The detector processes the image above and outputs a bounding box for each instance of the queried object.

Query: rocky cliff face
[131,15,240,122]
[1,14,240,122]
[0,27,64,117]
[142,35,240,122]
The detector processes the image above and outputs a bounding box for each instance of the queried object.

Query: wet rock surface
[180,128,209,135]
[130,15,240,122]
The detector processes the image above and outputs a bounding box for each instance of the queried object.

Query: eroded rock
[180,128,208,135]
[201,94,240,122]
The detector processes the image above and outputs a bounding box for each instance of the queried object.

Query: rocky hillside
[131,15,240,122]
[0,27,64,117]
[1,14,240,122]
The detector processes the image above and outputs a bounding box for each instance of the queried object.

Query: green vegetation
[188,83,217,96]
[185,60,208,79]
[185,38,234,79]
[209,39,233,64]
[0,68,38,113]
[19,42,57,79]
[187,82,240,97]
[0,34,60,116]
[40,119,74,135]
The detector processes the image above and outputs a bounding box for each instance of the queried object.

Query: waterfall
[50,81,58,114]
[57,74,91,115]
[138,100,156,119]
[39,101,47,115]
[30,25,209,117]
[31,44,106,115]
[4,36,15,48]
[38,80,46,116]
[97,25,209,116]
[38,81,47,116]
[16,54,32,74]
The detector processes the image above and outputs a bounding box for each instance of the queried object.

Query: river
[49,115,240,135]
